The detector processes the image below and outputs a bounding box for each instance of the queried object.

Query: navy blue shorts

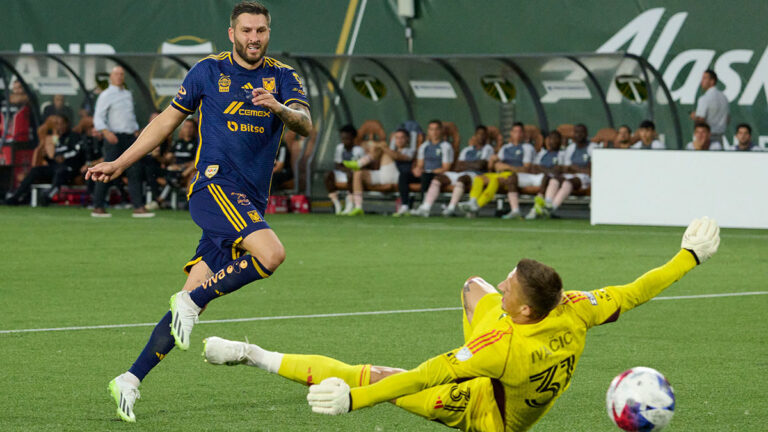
[184,182,270,274]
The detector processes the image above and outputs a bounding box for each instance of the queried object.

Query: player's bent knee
[462,277,497,323]
[370,366,406,384]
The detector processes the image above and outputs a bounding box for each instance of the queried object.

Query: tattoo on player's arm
[277,102,312,136]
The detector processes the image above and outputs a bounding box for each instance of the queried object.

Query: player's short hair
[339,124,357,136]
[394,128,409,136]
[704,69,718,84]
[475,125,487,133]
[736,123,752,134]
[231,1,271,28]
[694,122,710,132]
[516,259,563,318]
[618,124,631,133]
[511,121,524,131]
[639,120,655,130]
[428,119,442,128]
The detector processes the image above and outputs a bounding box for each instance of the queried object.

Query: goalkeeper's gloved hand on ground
[307,377,351,415]
[681,216,720,264]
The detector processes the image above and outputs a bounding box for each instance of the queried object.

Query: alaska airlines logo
[596,8,768,106]
[223,101,271,117]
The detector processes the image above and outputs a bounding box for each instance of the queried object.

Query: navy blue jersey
[171,52,309,210]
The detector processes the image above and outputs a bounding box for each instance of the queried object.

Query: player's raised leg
[203,336,405,388]
[109,260,212,422]
[171,227,284,350]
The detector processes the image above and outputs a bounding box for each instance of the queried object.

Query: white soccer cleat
[458,199,479,213]
[392,206,410,217]
[409,206,430,217]
[203,336,248,366]
[524,207,538,220]
[169,291,201,351]
[441,206,457,217]
[109,374,140,423]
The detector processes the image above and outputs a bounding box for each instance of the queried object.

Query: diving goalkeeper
[202,217,719,432]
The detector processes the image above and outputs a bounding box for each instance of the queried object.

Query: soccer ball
[606,367,675,431]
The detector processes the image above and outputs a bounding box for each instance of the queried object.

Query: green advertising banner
[2,0,767,145]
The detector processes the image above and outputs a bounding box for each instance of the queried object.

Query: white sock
[245,344,284,374]
[121,371,141,387]
[446,203,455,210]
[545,198,553,207]
[469,197,478,205]
[331,198,341,213]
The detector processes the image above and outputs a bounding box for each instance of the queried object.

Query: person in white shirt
[534,124,596,218]
[729,123,762,152]
[91,66,154,218]
[344,129,415,216]
[686,123,723,151]
[691,69,729,145]
[411,125,495,217]
[630,120,665,150]
[459,123,533,217]
[325,124,365,214]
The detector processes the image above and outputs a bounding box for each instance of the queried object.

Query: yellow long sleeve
[610,249,697,314]
[350,355,457,410]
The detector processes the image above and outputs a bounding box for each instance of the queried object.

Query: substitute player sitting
[203,217,719,432]
[345,128,415,215]
[459,122,534,217]
[533,124,596,219]
[87,2,311,422]
[410,125,495,217]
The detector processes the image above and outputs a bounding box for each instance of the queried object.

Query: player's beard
[234,37,268,66]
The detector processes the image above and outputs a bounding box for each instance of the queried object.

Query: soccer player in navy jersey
[86,2,311,422]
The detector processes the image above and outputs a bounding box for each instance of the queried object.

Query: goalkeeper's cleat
[347,207,364,216]
[169,291,200,351]
[203,336,248,366]
[109,374,140,423]
[501,210,522,220]
[342,160,360,170]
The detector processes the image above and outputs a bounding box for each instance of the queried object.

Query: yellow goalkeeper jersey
[350,250,697,431]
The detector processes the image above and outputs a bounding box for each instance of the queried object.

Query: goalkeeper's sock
[128,311,175,381]
[277,354,371,387]
[188,256,273,309]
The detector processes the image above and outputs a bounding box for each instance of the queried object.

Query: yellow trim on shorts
[231,236,244,260]
[212,184,248,228]
[207,185,244,232]
[183,256,203,275]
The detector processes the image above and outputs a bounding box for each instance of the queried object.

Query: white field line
[2,292,767,335]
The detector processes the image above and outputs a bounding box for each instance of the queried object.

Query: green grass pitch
[1,207,766,431]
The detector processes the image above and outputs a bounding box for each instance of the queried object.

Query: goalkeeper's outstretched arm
[573,217,720,328]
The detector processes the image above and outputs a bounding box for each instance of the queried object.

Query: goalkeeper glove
[681,216,720,264]
[307,377,351,415]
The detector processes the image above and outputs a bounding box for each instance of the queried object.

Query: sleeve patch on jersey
[584,291,598,305]
[455,346,473,361]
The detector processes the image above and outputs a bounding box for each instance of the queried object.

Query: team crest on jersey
[205,164,219,178]
[177,85,187,96]
[218,74,231,92]
[230,192,251,206]
[455,347,473,361]
[247,210,262,223]
[262,77,276,93]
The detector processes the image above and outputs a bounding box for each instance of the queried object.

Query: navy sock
[189,255,273,309]
[128,311,175,381]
